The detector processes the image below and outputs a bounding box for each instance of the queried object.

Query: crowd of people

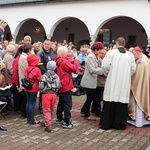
[0,19,150,132]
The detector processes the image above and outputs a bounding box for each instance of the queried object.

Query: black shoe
[28,119,40,125]
[45,126,51,132]
[95,113,102,118]
[21,114,27,118]
[41,122,46,127]
[76,91,81,96]
[80,111,85,115]
[80,91,85,95]
[72,90,81,96]
[0,125,7,131]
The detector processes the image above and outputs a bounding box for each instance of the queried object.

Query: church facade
[0,0,150,48]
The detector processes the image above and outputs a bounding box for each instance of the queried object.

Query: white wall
[0,0,150,46]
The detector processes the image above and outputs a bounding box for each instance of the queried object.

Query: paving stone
[57,144,68,149]
[75,148,86,150]
[22,139,31,143]
[116,141,125,146]
[110,145,122,150]
[20,135,30,139]
[130,138,139,143]
[0,134,9,138]
[121,145,131,150]
[131,145,142,150]
[136,141,147,147]
[140,137,150,143]
[66,140,74,145]
[40,135,51,140]
[105,141,115,146]
[75,140,85,146]
[115,135,124,140]
[125,134,135,139]
[72,137,81,142]
[111,138,119,142]
[18,129,26,132]
[36,147,48,150]
[55,140,64,145]
[121,138,129,143]
[102,138,111,143]
[51,147,62,150]
[64,144,79,150]
[10,134,19,139]
[91,138,100,142]
[82,137,90,142]
[11,139,21,143]
[126,141,136,146]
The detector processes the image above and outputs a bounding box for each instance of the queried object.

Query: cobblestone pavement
[0,95,150,150]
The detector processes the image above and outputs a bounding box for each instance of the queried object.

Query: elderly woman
[80,42,104,120]
[55,46,79,128]
[3,44,16,85]
[0,59,12,116]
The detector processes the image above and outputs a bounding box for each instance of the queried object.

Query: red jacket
[56,57,79,93]
[24,54,42,92]
[12,54,20,88]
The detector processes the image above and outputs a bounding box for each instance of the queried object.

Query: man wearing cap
[78,47,88,65]
[128,46,150,127]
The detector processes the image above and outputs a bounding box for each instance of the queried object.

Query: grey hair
[24,35,31,40]
[7,44,15,53]
[57,46,68,57]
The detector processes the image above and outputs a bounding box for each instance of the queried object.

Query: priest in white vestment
[100,37,136,130]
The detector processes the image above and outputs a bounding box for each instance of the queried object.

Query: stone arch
[49,17,90,48]
[95,15,148,47]
[14,18,46,43]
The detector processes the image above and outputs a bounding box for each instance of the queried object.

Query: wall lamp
[35,27,40,32]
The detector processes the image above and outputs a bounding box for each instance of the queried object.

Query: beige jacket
[97,56,106,87]
[3,52,14,84]
[18,52,28,89]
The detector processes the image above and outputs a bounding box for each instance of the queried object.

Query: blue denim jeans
[25,92,37,121]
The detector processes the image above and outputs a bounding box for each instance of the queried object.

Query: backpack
[21,67,36,89]
[39,71,61,93]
